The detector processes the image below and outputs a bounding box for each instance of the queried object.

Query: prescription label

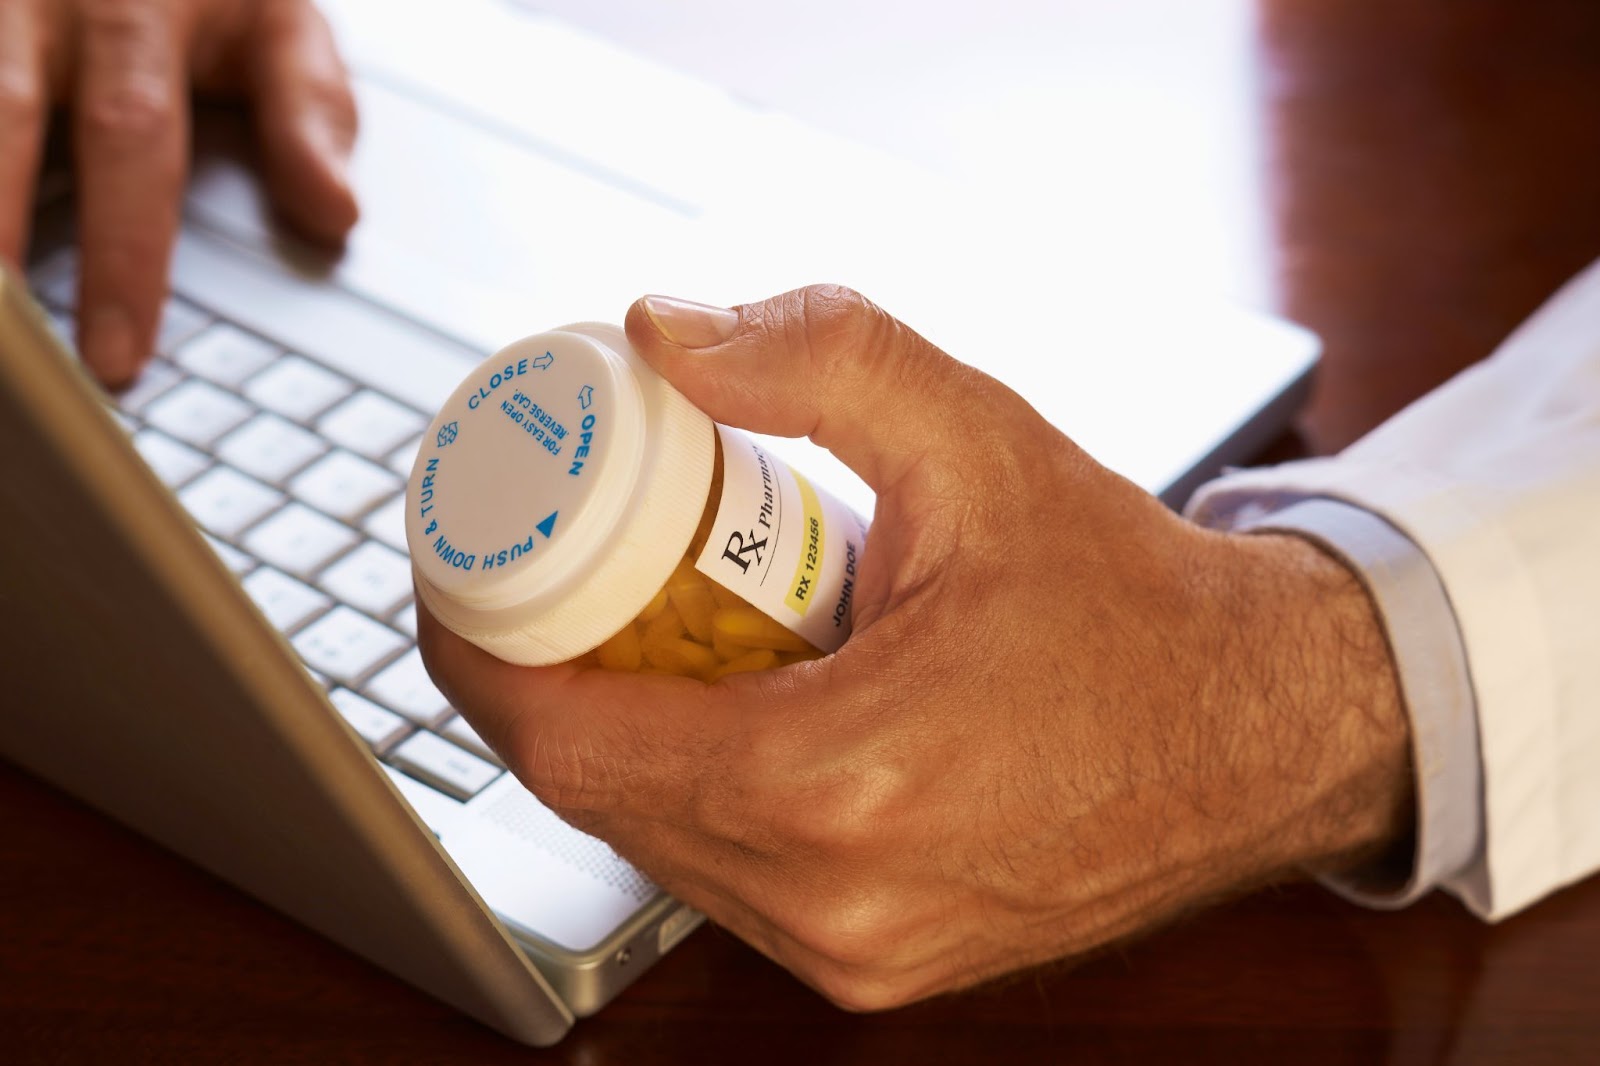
[694,426,868,653]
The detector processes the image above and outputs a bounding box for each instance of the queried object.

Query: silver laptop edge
[0,263,586,1045]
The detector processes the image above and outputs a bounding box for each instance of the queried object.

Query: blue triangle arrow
[536,511,558,539]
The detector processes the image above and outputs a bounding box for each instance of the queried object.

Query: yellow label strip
[784,472,825,615]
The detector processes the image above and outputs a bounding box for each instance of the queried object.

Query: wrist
[1188,528,1414,887]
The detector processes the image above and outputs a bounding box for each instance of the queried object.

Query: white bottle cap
[407,323,714,665]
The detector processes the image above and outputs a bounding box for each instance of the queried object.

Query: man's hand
[0,0,357,387]
[418,286,1414,1010]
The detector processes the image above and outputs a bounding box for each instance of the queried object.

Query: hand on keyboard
[0,0,359,388]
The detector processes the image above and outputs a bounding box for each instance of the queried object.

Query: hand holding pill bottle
[407,323,867,679]
[416,288,1414,1013]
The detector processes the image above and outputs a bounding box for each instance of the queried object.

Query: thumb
[624,285,1000,493]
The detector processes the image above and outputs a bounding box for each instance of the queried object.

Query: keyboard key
[317,540,413,617]
[381,764,463,835]
[216,413,327,484]
[289,450,400,521]
[364,649,451,725]
[439,714,503,768]
[242,354,353,422]
[242,567,332,631]
[328,688,410,751]
[156,299,213,356]
[292,606,405,683]
[203,533,255,576]
[241,502,359,576]
[144,378,252,447]
[132,428,209,487]
[362,494,409,553]
[177,466,282,537]
[388,731,500,800]
[112,359,182,415]
[386,435,422,477]
[389,602,418,637]
[173,323,280,386]
[317,391,427,460]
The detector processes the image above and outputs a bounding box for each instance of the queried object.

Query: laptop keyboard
[32,262,510,813]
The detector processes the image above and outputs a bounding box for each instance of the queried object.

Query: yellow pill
[596,622,643,672]
[712,631,747,661]
[665,561,715,643]
[711,607,815,653]
[641,601,685,647]
[636,586,670,623]
[643,636,720,679]
[709,648,778,681]
[708,581,745,611]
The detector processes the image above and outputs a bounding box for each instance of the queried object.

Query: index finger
[73,4,187,387]
[0,1,47,266]
[415,600,775,820]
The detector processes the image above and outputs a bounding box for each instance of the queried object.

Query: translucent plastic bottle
[406,323,867,679]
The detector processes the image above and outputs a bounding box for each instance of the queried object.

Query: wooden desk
[5,1,1600,1060]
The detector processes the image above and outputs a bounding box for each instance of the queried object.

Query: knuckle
[807,965,913,1014]
[784,795,875,857]
[779,760,913,856]
[80,74,175,144]
[799,283,874,337]
[797,284,881,354]
[786,889,903,972]
[303,68,360,139]
[788,283,922,393]
[0,71,45,129]
[257,2,359,138]
[77,3,179,143]
[328,88,360,140]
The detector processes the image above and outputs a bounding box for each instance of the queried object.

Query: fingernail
[639,295,739,348]
[82,305,137,387]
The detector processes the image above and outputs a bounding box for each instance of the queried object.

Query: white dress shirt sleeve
[1184,258,1600,920]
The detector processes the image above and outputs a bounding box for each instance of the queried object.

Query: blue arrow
[531,351,554,370]
[536,511,558,538]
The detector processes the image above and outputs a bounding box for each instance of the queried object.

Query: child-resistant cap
[407,323,714,665]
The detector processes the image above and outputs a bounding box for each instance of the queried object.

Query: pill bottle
[407,323,868,679]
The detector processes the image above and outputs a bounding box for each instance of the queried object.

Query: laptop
[0,0,1317,1047]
